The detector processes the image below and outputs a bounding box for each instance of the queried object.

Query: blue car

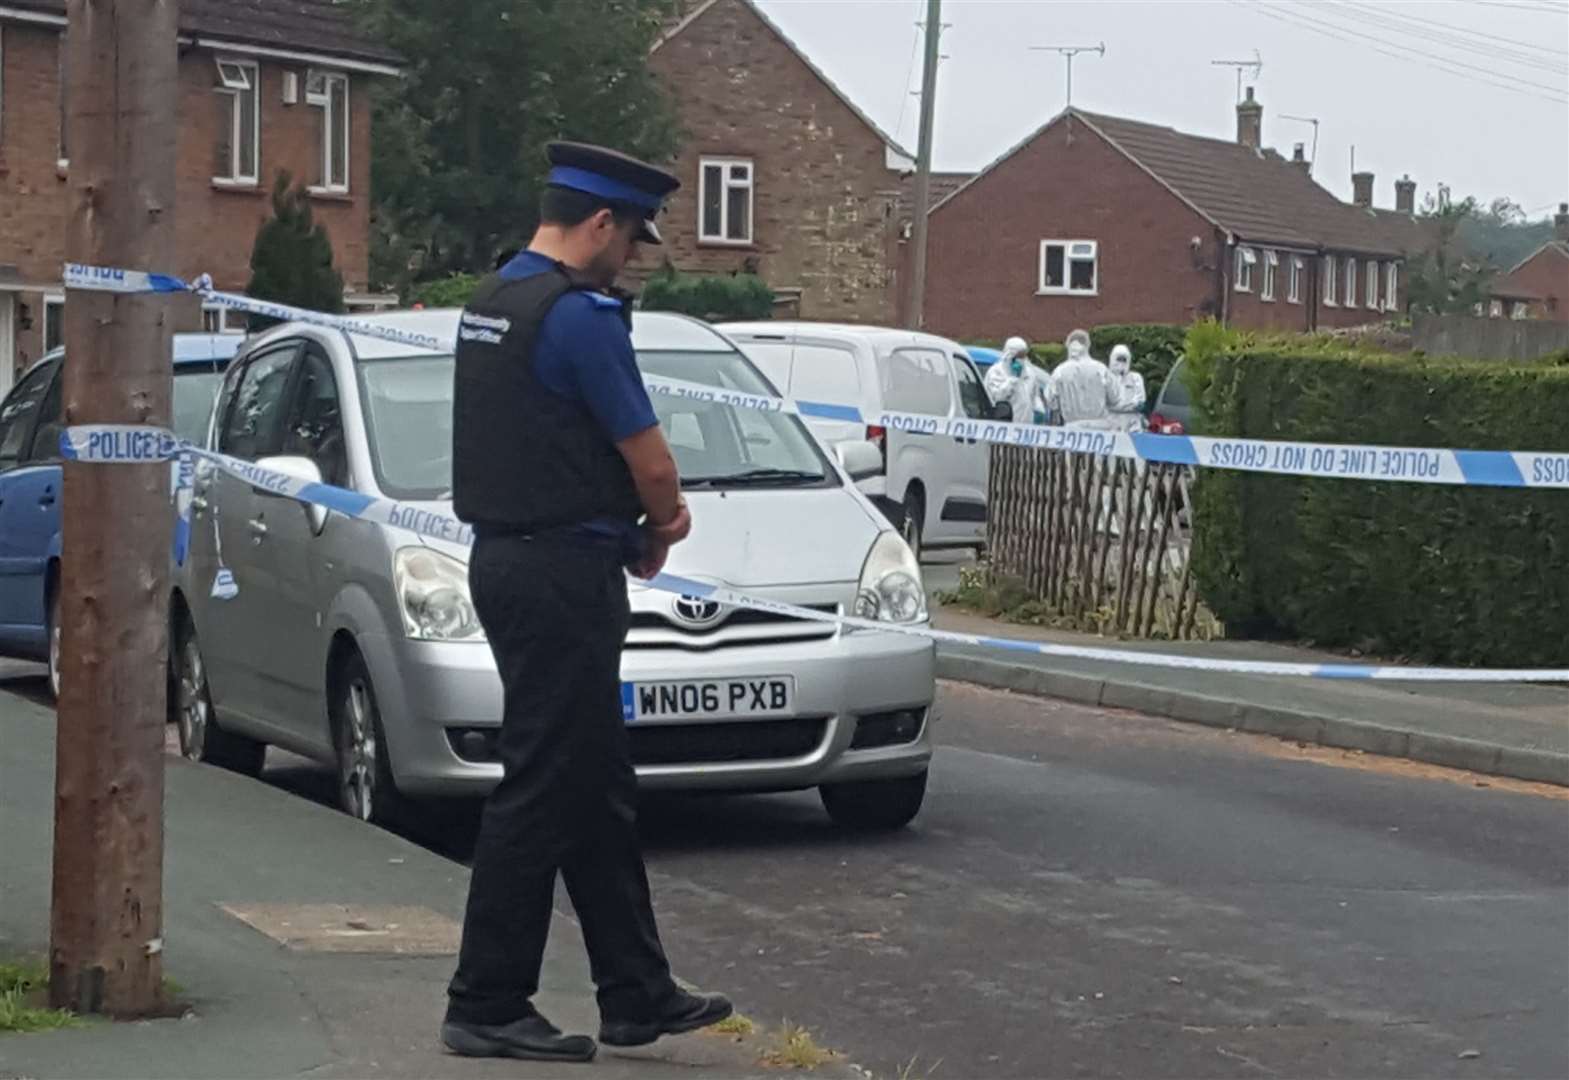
[966,345,1003,370]
[0,334,242,697]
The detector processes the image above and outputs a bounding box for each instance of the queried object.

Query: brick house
[918,90,1422,344]
[647,0,916,322]
[1487,204,1569,321]
[0,0,399,393]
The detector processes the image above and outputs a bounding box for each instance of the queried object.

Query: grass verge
[0,959,82,1035]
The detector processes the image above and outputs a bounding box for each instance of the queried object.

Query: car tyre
[173,614,266,777]
[46,586,62,702]
[332,651,403,827]
[820,770,928,831]
[900,487,924,563]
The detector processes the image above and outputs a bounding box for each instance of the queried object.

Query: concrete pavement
[923,554,1569,786]
[0,684,856,1080]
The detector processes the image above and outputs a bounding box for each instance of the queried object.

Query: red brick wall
[647,0,903,323]
[1,23,374,374]
[920,115,1220,344]
[1494,248,1569,322]
[1224,246,1314,332]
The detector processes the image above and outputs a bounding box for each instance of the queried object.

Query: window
[1366,258,1378,309]
[882,348,952,415]
[1260,250,1278,301]
[1324,255,1338,305]
[953,356,989,419]
[213,57,259,185]
[307,70,350,193]
[282,348,346,486]
[698,156,753,244]
[1489,299,1503,318]
[788,343,861,404]
[1233,246,1256,293]
[218,345,298,459]
[202,304,245,334]
[1344,258,1357,308]
[1511,301,1529,320]
[1288,256,1303,304]
[43,297,64,352]
[1039,240,1097,295]
[28,371,64,464]
[1384,262,1399,312]
[0,362,56,471]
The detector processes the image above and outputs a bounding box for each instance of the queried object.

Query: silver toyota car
[171,310,935,830]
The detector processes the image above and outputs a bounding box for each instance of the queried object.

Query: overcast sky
[754,0,1569,217]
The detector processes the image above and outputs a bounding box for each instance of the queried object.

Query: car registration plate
[622,677,795,723]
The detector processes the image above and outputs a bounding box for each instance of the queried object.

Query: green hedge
[639,270,774,321]
[1190,348,1569,667]
[409,273,482,309]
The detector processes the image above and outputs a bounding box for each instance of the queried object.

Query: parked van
[719,322,998,559]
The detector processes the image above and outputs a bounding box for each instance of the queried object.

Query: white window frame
[1288,256,1303,304]
[698,156,754,245]
[1323,255,1337,306]
[1261,249,1278,301]
[1384,262,1399,312]
[306,69,350,195]
[212,56,260,186]
[43,295,65,353]
[201,303,246,335]
[1365,258,1378,309]
[1233,246,1256,293]
[1489,299,1503,318]
[1344,258,1358,308]
[1037,239,1099,296]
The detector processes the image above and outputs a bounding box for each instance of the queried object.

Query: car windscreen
[638,349,836,490]
[172,366,227,445]
[1160,360,1191,408]
[356,347,836,501]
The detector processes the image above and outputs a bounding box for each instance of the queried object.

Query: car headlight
[393,547,485,642]
[852,531,928,624]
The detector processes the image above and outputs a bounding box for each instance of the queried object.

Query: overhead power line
[1334,0,1567,58]
[1321,0,1568,73]
[1465,1,1569,14]
[1233,0,1569,103]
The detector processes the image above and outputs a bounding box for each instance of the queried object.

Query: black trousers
[446,534,675,1025]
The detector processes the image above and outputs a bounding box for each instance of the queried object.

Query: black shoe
[599,988,734,1048]
[441,1013,596,1063]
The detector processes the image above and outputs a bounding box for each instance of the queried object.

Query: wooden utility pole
[904,0,943,330]
[51,0,180,1017]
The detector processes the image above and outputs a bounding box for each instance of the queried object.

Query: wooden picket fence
[986,443,1211,639]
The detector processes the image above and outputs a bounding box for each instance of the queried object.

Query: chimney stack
[1556,202,1569,242]
[1395,174,1416,214]
[1352,171,1374,208]
[1236,86,1262,150]
[1290,143,1310,173]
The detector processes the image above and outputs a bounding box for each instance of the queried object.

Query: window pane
[283,351,346,486]
[0,364,56,468]
[1069,257,1094,292]
[214,92,234,177]
[882,349,950,415]
[220,348,296,459]
[44,303,64,351]
[726,183,749,241]
[1043,245,1065,288]
[238,81,257,179]
[701,165,723,238]
[729,163,750,182]
[789,344,861,404]
[954,358,988,419]
[27,372,65,463]
[330,78,349,188]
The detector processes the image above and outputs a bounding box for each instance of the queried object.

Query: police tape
[55,423,1569,683]
[61,261,1569,490]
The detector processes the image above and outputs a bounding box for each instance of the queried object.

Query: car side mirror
[833,440,884,482]
[990,401,1013,422]
[253,454,329,534]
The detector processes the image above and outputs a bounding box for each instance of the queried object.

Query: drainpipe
[1218,231,1233,325]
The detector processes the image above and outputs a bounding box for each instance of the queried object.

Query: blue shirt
[498,251,657,442]
[497,251,656,553]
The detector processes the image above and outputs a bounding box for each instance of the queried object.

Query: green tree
[246,171,346,328]
[350,0,682,292]
[1406,195,1492,316]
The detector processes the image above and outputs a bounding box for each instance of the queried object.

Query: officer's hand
[650,502,692,546]
[630,538,670,580]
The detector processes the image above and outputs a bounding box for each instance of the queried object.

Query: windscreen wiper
[684,468,825,488]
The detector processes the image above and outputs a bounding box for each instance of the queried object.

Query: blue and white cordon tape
[64,262,1569,491]
[54,263,1569,683]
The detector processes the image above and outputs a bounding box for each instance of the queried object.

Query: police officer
[443,142,731,1063]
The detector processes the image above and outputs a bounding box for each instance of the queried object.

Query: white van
[719,322,998,559]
